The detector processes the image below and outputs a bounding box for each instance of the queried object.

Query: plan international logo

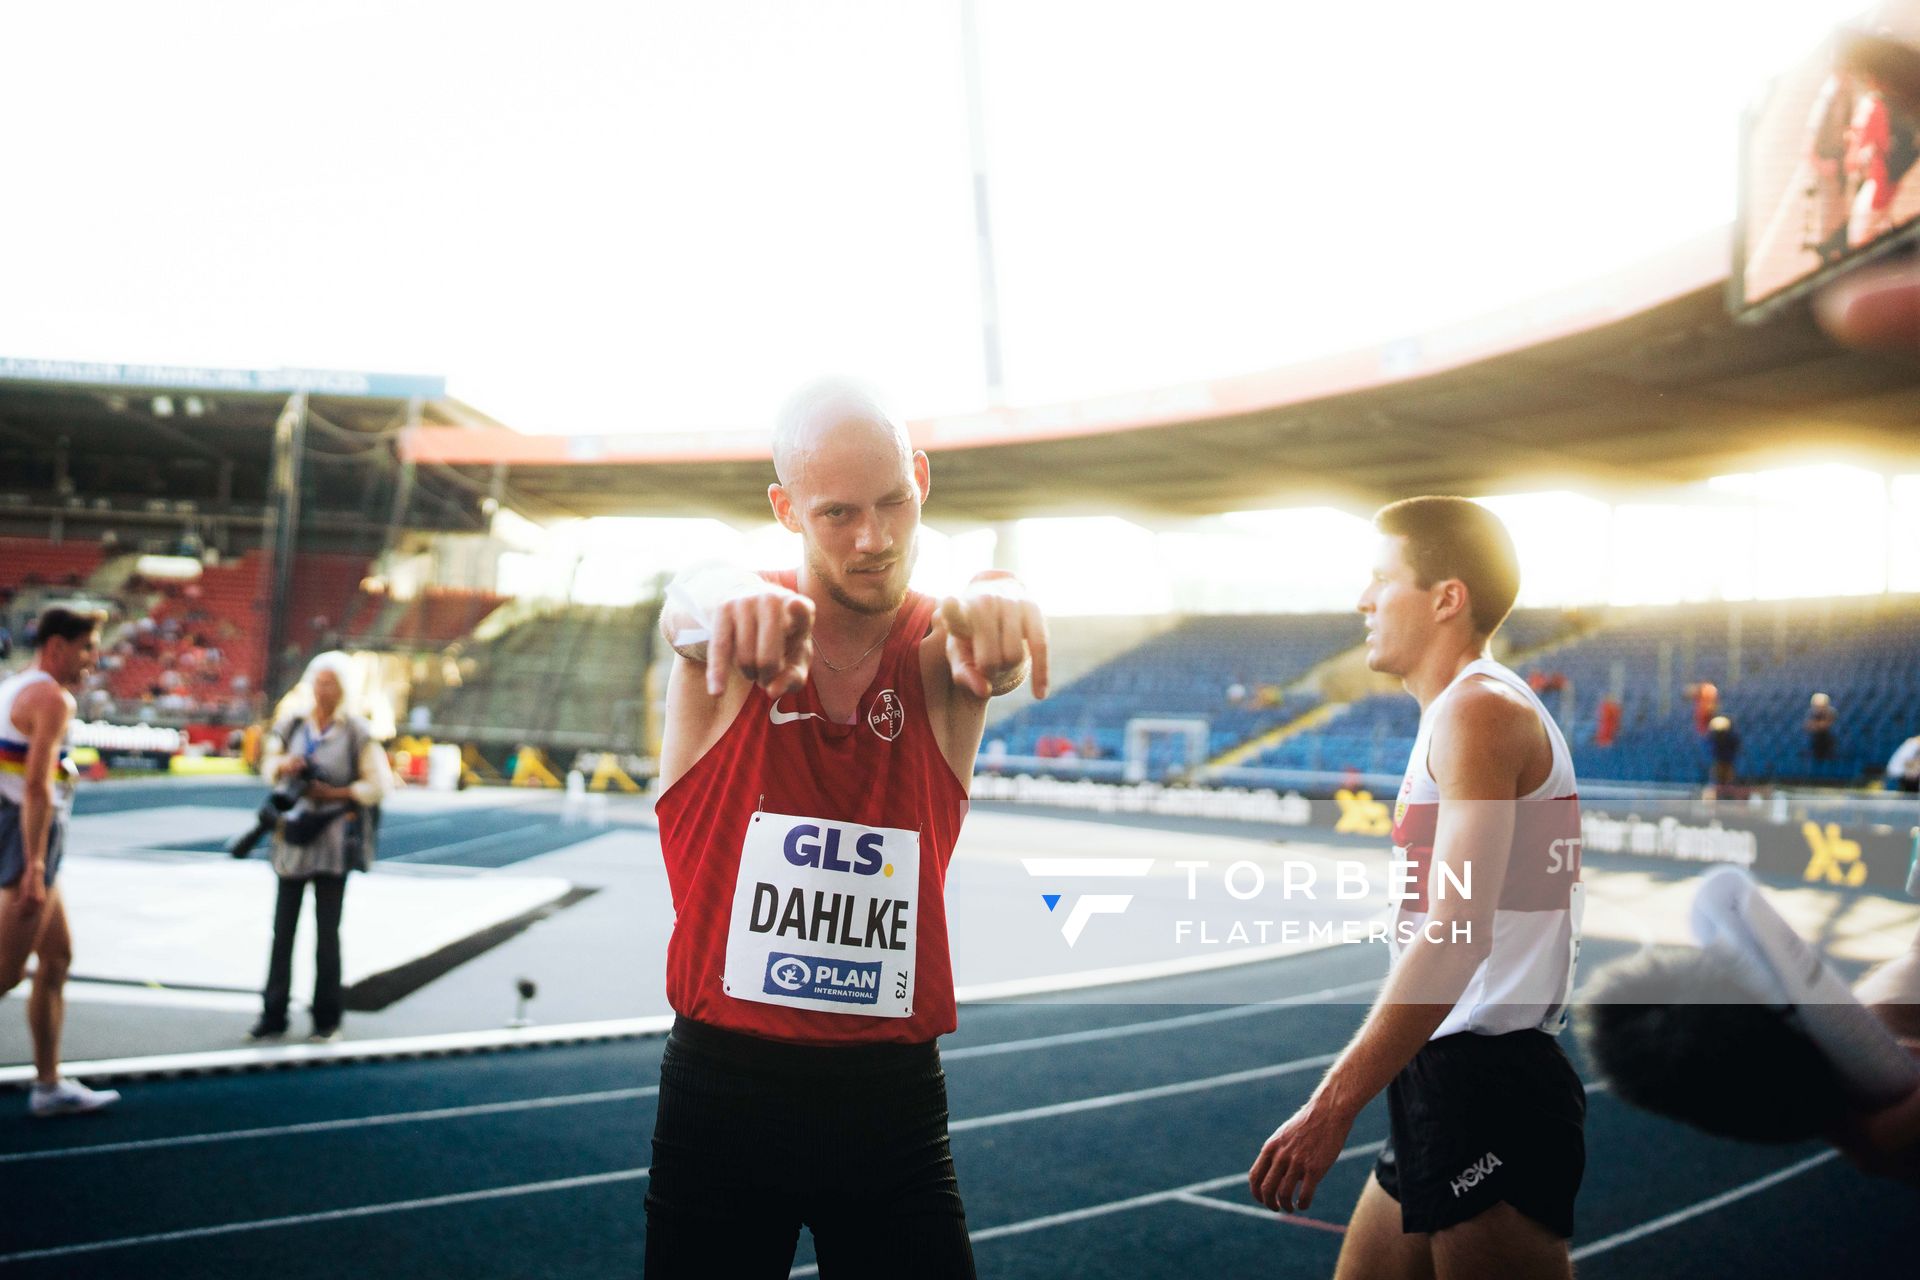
[1021,858,1153,947]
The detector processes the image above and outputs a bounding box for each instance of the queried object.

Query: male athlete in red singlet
[644,383,1049,1279]
[1249,497,1585,1280]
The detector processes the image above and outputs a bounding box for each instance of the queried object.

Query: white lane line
[0,1086,658,1165]
[0,1015,676,1087]
[796,1081,1627,1274]
[7,990,1374,1159]
[1569,1150,1839,1263]
[0,1167,652,1265]
[790,1141,1388,1275]
[942,979,1380,1062]
[1171,1191,1348,1235]
[948,1052,1339,1133]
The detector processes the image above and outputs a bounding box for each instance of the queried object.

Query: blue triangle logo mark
[1042,894,1061,912]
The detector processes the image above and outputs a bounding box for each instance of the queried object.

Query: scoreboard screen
[1733,4,1920,320]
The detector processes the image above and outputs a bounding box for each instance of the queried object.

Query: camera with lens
[228,759,313,858]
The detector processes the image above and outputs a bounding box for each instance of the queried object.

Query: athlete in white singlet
[1249,496,1584,1280]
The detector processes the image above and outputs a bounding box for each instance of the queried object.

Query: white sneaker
[29,1078,122,1118]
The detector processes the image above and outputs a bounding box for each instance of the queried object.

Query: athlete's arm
[1830,1043,1920,1184]
[928,571,1049,700]
[11,681,74,914]
[656,564,815,791]
[1856,924,1920,1040]
[921,572,1050,783]
[660,562,815,695]
[1249,684,1532,1215]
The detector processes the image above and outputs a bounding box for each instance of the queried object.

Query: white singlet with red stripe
[1388,658,1584,1039]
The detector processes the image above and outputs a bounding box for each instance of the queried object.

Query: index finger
[939,596,973,640]
[706,603,735,696]
[1248,1147,1275,1203]
[1024,599,1050,699]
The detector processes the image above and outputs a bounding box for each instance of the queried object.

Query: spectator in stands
[0,623,10,662]
[1527,669,1567,695]
[1690,680,1720,735]
[1887,733,1920,792]
[245,652,392,1044]
[1806,692,1839,764]
[1707,714,1741,788]
[1595,693,1622,748]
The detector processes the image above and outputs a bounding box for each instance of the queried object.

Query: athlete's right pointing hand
[705,586,815,699]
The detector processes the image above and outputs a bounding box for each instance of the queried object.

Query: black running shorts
[1374,1028,1586,1238]
[645,1016,976,1279]
[0,798,63,890]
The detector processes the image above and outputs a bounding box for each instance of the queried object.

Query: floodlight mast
[263,390,308,698]
[960,0,1005,407]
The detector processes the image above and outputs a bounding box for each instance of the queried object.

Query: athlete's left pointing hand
[934,577,1049,700]
[1249,1096,1355,1215]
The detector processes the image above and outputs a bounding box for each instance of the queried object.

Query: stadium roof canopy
[0,361,497,535]
[405,231,1920,527]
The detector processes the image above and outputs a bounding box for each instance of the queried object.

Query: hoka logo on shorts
[1449,1151,1502,1197]
[761,951,883,1005]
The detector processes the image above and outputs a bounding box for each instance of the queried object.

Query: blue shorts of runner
[645,1015,976,1279]
[1374,1028,1586,1238]
[0,798,64,889]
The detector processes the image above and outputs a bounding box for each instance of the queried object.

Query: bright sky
[0,0,1872,433]
[7,2,1910,614]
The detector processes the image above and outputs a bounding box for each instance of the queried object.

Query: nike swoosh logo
[769,699,823,725]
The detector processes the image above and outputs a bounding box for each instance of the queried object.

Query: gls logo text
[784,822,892,877]
[1021,857,1154,947]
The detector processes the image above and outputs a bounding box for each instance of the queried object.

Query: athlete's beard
[809,533,916,617]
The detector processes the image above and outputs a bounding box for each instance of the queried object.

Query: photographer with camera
[239,652,391,1043]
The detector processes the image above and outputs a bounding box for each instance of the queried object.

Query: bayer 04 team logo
[867,689,904,741]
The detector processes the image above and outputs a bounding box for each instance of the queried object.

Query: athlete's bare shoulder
[13,676,74,734]
[1429,677,1540,799]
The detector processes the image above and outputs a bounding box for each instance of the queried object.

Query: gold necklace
[816,629,888,672]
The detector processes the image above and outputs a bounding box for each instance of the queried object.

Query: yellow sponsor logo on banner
[1802,821,1866,887]
[1335,788,1393,837]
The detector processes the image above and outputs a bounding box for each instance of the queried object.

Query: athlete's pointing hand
[706,584,815,699]
[933,573,1049,701]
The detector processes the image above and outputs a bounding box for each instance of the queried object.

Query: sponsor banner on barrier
[1581,809,1914,895]
[972,775,1917,897]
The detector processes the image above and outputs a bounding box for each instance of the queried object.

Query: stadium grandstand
[6,231,1919,784]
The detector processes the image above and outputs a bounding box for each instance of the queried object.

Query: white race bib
[722,811,919,1019]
